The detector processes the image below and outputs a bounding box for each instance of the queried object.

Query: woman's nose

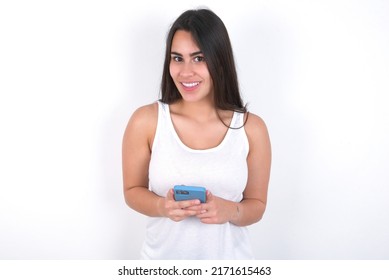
[179,62,195,77]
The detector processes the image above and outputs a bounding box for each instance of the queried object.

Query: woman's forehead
[171,30,201,53]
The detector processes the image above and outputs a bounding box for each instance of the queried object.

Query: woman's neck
[171,99,218,122]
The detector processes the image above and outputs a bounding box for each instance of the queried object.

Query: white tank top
[141,101,253,259]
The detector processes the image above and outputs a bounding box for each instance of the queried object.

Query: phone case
[174,185,206,203]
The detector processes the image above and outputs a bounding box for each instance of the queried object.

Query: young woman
[122,9,271,259]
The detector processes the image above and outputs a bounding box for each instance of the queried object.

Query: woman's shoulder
[126,102,159,136]
[129,102,158,126]
[131,102,158,119]
[244,112,269,143]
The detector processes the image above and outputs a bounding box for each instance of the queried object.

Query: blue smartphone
[174,185,206,203]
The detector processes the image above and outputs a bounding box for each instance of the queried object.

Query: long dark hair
[160,9,247,115]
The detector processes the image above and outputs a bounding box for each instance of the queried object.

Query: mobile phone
[173,185,206,203]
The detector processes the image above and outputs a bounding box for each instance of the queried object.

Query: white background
[0,0,388,259]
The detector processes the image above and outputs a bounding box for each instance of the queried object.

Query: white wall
[0,0,388,259]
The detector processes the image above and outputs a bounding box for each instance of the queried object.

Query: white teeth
[182,82,199,88]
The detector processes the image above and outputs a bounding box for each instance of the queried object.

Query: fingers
[166,188,175,200]
[195,192,231,224]
[163,188,203,222]
[196,205,216,224]
[169,205,201,222]
[195,192,213,219]
[164,189,235,224]
[168,188,202,208]
[177,199,201,209]
[206,190,213,201]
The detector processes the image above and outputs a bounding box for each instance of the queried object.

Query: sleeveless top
[140,101,253,259]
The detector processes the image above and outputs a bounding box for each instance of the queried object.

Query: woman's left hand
[194,191,238,224]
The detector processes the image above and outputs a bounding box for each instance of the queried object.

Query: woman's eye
[194,56,205,62]
[172,56,183,62]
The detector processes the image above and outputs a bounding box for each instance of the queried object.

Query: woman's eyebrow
[171,51,203,57]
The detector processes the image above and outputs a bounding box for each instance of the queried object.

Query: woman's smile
[181,81,201,91]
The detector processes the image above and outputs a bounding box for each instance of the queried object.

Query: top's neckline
[163,102,237,153]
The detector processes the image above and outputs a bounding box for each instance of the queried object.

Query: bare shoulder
[129,102,158,124]
[244,112,270,142]
[126,102,158,131]
[123,102,158,146]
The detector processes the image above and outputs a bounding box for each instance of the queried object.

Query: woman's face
[169,30,213,103]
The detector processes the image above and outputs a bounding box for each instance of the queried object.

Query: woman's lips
[181,81,200,91]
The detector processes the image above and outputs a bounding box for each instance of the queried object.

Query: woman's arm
[122,103,160,216]
[236,112,271,226]
[122,103,203,220]
[196,112,271,226]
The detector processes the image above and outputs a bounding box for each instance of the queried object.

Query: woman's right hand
[158,189,203,222]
